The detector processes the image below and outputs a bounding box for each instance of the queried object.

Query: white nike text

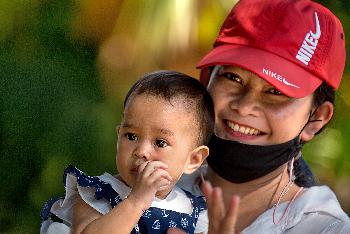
[296,12,321,65]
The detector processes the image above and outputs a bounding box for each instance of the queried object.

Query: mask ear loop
[273,156,304,225]
[273,106,322,225]
[288,106,322,166]
[298,106,322,145]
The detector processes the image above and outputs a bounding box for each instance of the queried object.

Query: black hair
[123,70,215,146]
[294,82,335,187]
[312,82,335,134]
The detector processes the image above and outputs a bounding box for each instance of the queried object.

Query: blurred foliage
[0,0,349,233]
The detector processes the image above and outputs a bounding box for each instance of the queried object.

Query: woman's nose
[230,91,260,117]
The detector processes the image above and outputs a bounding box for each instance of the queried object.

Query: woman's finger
[209,187,225,231]
[201,180,213,197]
[203,182,225,232]
[221,195,240,233]
[202,180,240,234]
[202,181,214,222]
[202,181,213,208]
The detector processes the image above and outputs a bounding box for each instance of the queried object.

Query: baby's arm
[72,161,172,234]
[72,194,144,234]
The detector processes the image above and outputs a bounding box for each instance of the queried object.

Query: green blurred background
[0,0,349,233]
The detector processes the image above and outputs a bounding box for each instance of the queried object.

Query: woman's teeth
[227,121,260,135]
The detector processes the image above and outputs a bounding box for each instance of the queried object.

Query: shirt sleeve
[40,220,70,234]
[322,219,350,234]
[284,212,350,234]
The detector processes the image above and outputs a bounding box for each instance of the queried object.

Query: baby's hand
[127,161,172,211]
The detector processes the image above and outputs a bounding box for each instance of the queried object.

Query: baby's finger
[155,178,172,191]
[140,161,169,178]
[148,167,173,183]
[146,161,169,170]
[137,161,150,174]
[138,161,155,178]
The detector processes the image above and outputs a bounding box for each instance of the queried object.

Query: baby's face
[116,94,199,194]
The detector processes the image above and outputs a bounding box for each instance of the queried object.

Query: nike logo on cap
[296,12,321,66]
[262,68,300,88]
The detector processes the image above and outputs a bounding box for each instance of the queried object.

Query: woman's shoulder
[284,185,350,233]
[243,185,350,234]
[284,211,350,234]
[294,185,349,219]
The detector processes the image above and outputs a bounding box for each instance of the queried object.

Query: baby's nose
[133,142,152,160]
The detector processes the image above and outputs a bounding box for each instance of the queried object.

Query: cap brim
[197,44,322,98]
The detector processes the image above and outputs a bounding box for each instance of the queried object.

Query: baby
[41,70,214,234]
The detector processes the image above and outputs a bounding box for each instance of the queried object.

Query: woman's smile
[223,119,265,142]
[225,119,263,136]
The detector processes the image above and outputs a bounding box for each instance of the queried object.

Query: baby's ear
[183,146,209,174]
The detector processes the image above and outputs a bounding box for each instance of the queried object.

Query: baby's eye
[155,139,168,148]
[125,133,138,141]
[222,72,242,83]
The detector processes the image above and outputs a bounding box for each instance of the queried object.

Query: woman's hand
[202,181,240,234]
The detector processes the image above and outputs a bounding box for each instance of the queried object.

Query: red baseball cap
[197,0,346,98]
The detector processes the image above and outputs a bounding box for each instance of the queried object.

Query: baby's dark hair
[123,70,215,146]
[294,82,335,188]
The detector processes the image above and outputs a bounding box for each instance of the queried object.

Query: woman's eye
[267,88,282,95]
[155,139,168,148]
[125,133,138,141]
[222,72,242,83]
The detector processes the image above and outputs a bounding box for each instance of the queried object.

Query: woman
[187,0,350,233]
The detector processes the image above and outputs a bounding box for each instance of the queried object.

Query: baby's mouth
[130,165,140,174]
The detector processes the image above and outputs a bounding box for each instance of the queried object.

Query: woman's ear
[301,101,334,142]
[183,146,209,174]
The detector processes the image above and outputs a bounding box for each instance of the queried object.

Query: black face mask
[207,134,302,183]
